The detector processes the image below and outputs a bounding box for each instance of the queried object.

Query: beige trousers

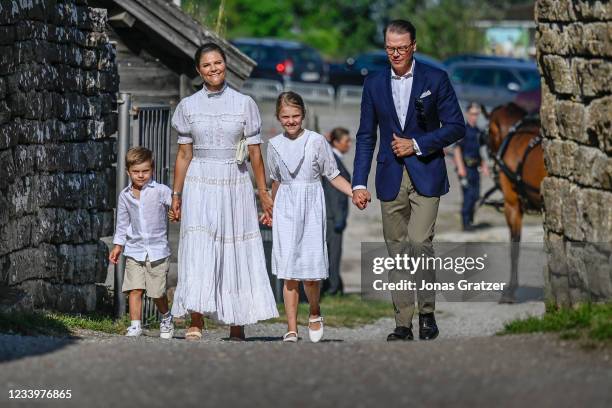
[380,167,440,327]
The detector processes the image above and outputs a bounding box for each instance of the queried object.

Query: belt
[192,148,237,163]
[280,179,320,185]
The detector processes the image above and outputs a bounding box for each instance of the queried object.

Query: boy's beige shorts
[122,256,169,299]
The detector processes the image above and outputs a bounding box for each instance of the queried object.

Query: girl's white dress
[267,130,340,280]
[170,84,279,325]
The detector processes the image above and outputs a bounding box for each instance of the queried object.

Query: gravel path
[176,301,545,342]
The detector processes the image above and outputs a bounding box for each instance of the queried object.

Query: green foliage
[391,0,489,59]
[501,303,612,343]
[182,0,377,59]
[182,0,223,30]
[183,0,488,59]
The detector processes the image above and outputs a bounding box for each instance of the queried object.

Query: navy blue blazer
[352,60,465,200]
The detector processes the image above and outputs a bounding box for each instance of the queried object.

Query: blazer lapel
[403,60,426,131]
[384,70,402,131]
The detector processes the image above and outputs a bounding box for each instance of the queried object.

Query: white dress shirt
[391,61,414,128]
[113,180,172,262]
[353,60,421,191]
[390,62,422,156]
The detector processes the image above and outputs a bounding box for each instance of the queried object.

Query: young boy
[109,147,174,339]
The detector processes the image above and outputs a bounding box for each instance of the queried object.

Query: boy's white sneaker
[159,315,174,339]
[126,325,142,337]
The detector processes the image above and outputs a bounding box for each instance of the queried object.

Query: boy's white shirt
[112,179,172,262]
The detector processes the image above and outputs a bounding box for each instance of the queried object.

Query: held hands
[260,213,272,227]
[352,189,371,210]
[108,245,123,265]
[391,134,415,158]
[168,208,178,222]
[258,189,274,218]
[171,196,181,222]
[259,189,274,227]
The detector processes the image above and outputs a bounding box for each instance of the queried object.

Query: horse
[483,102,547,303]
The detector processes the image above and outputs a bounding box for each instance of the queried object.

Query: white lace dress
[170,84,278,325]
[267,130,340,280]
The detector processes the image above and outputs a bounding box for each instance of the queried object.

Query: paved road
[2,328,611,408]
[3,302,611,408]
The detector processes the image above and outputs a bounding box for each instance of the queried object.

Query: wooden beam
[108,10,136,28]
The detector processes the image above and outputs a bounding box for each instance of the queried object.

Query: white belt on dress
[192,147,237,163]
[280,179,321,185]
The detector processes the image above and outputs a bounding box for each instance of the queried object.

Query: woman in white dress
[263,92,353,343]
[170,43,279,340]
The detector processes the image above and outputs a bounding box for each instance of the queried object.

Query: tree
[182,0,490,59]
[182,0,377,59]
[390,0,489,59]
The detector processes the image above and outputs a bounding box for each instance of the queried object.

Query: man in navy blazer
[352,20,465,341]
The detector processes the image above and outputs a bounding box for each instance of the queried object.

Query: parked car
[231,38,328,84]
[447,61,541,110]
[328,51,445,89]
[513,75,541,114]
[443,53,531,67]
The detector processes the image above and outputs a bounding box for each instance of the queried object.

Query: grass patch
[0,311,203,337]
[0,312,73,337]
[500,303,612,343]
[267,294,392,328]
[0,294,392,337]
[0,311,132,337]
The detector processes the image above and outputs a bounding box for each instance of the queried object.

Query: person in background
[322,127,352,296]
[454,102,489,231]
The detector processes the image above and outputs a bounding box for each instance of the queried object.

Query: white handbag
[235,136,249,164]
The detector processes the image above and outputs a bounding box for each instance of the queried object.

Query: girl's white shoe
[283,331,298,343]
[308,316,324,343]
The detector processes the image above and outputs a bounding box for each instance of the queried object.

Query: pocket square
[419,90,431,99]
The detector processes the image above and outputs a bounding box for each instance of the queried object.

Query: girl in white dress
[263,92,353,343]
[170,43,278,341]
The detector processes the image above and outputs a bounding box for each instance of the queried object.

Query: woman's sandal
[282,331,298,343]
[185,327,202,341]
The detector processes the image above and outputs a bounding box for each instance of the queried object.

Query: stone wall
[536,0,612,305]
[0,0,118,312]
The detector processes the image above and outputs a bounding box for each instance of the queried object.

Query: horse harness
[485,115,542,211]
